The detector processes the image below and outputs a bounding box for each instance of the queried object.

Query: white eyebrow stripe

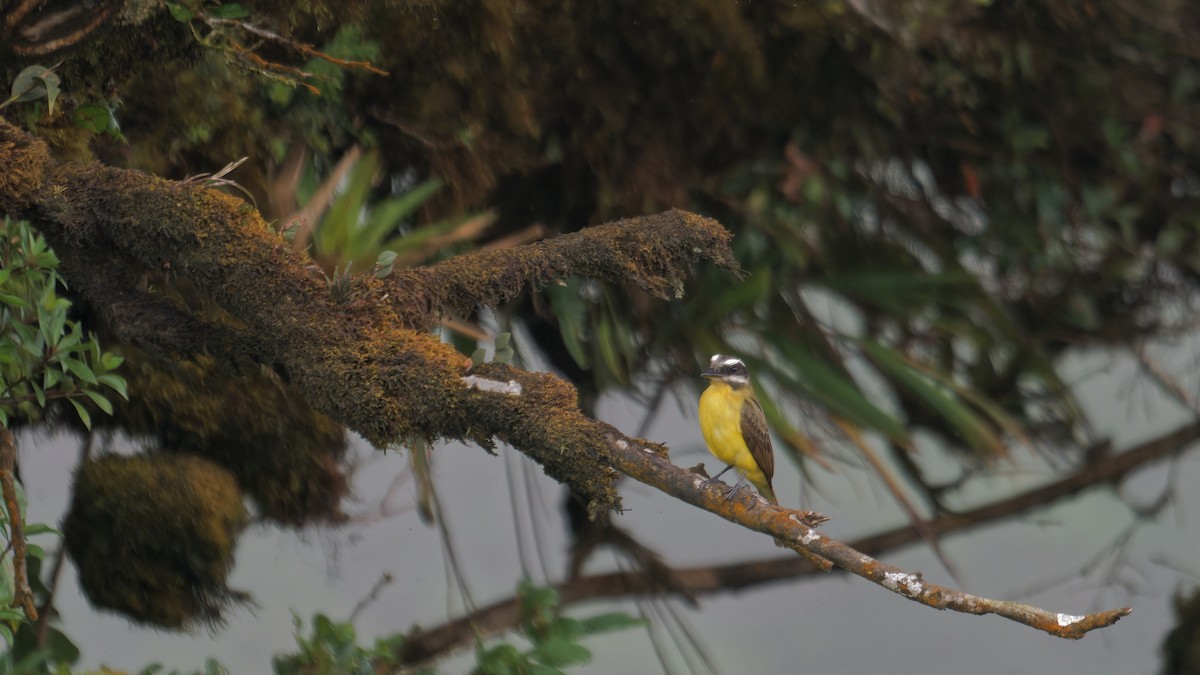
[717,357,744,369]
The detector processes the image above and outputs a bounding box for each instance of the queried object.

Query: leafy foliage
[272,613,405,675]
[473,581,643,675]
[0,65,60,117]
[0,217,127,430]
[269,582,642,675]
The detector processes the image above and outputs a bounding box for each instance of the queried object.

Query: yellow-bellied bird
[698,354,777,505]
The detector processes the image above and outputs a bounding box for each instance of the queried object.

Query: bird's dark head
[701,354,750,388]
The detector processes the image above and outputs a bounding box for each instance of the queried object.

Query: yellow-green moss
[0,118,49,209]
[105,347,349,526]
[63,454,249,630]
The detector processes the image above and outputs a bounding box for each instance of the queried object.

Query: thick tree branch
[398,418,1200,665]
[0,118,736,516]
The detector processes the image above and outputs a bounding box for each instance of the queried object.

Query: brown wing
[740,396,775,484]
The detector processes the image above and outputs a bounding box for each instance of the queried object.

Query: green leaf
[593,312,627,385]
[545,617,584,642]
[164,2,193,22]
[209,3,250,19]
[364,179,443,253]
[317,151,378,257]
[68,397,91,430]
[578,611,645,635]
[0,341,17,367]
[530,638,591,667]
[821,271,977,314]
[859,340,1005,456]
[0,294,28,309]
[699,266,773,324]
[0,555,13,605]
[545,281,590,370]
[760,337,909,443]
[97,373,129,400]
[23,523,61,537]
[11,65,52,103]
[56,324,82,353]
[62,358,97,385]
[44,626,81,665]
[41,71,60,117]
[83,389,114,415]
[522,584,559,611]
[99,352,125,370]
[42,367,59,391]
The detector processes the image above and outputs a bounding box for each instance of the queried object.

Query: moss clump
[63,454,249,630]
[0,118,49,209]
[1164,588,1200,675]
[107,348,349,526]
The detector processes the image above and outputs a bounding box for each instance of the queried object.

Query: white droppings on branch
[1056,613,1084,627]
[462,375,523,395]
[799,529,821,545]
[882,571,925,597]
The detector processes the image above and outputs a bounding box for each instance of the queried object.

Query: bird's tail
[749,474,778,506]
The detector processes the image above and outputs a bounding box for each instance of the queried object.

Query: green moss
[63,454,249,630]
[105,347,350,526]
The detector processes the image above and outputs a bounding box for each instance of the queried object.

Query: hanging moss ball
[63,454,250,630]
[105,349,350,526]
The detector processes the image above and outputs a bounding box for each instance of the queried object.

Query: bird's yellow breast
[698,380,758,474]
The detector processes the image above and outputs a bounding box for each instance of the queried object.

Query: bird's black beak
[701,368,717,379]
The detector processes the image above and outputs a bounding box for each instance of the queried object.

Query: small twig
[203,17,390,76]
[0,427,36,621]
[1133,342,1200,414]
[599,430,1129,638]
[396,419,1121,648]
[393,415,1199,666]
[834,419,964,587]
[35,430,93,646]
[348,571,394,623]
[480,223,548,251]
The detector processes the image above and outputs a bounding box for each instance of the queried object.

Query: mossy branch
[0,118,733,512]
[390,210,742,328]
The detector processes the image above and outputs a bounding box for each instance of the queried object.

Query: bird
[698,354,777,505]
